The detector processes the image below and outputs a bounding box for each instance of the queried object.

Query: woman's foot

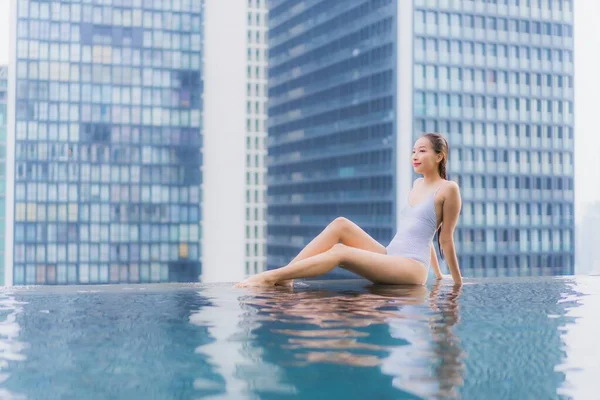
[275,279,294,288]
[234,271,295,288]
[234,271,277,288]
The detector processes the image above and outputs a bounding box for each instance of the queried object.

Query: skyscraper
[267,0,575,277]
[0,66,7,285]
[7,0,204,285]
[202,0,269,282]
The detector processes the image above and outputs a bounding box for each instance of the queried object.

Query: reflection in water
[231,281,465,399]
[454,277,579,399]
[0,293,26,400]
[383,282,464,399]
[190,286,297,398]
[0,287,219,400]
[0,279,591,399]
[557,277,600,398]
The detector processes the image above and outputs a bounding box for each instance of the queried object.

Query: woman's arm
[430,242,443,279]
[439,182,463,286]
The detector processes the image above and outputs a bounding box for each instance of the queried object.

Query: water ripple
[0,277,595,399]
[0,293,27,400]
[220,280,466,399]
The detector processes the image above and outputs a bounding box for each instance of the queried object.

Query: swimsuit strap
[432,181,447,197]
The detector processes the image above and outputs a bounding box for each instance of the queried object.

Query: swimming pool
[0,276,598,399]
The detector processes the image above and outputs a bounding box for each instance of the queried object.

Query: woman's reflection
[381,280,464,399]
[239,280,465,398]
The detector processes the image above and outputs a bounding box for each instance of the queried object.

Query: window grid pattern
[245,0,269,276]
[12,0,204,285]
[413,0,575,277]
[266,0,397,273]
[0,66,7,285]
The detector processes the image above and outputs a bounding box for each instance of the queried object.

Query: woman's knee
[328,243,348,263]
[330,216,352,234]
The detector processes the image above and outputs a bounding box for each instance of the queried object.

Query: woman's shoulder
[440,180,461,201]
[443,179,460,190]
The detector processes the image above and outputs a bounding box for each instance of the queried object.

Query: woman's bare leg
[235,243,427,288]
[272,217,386,286]
[291,217,386,262]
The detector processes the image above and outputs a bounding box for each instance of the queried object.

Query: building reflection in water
[190,285,297,398]
[0,292,27,400]
[556,276,600,398]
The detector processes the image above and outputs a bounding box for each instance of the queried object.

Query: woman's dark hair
[423,133,449,260]
[422,132,448,180]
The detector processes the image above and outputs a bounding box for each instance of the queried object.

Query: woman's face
[411,137,440,175]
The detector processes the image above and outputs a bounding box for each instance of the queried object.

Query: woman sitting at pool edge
[236,133,463,288]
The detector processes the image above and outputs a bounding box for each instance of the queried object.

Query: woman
[235,133,463,287]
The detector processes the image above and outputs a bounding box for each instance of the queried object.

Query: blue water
[0,276,598,399]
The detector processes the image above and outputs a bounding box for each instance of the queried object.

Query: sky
[0,0,598,221]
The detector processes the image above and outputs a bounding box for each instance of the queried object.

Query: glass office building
[244,0,269,276]
[267,0,397,276]
[201,0,269,282]
[0,66,7,285]
[7,0,203,285]
[267,0,575,277]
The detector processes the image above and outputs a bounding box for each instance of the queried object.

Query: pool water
[0,276,598,399]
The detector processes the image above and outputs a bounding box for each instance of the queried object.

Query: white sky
[0,0,598,221]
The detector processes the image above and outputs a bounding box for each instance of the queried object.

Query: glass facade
[11,0,203,285]
[267,0,575,277]
[413,0,574,276]
[267,0,397,274]
[0,66,7,285]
